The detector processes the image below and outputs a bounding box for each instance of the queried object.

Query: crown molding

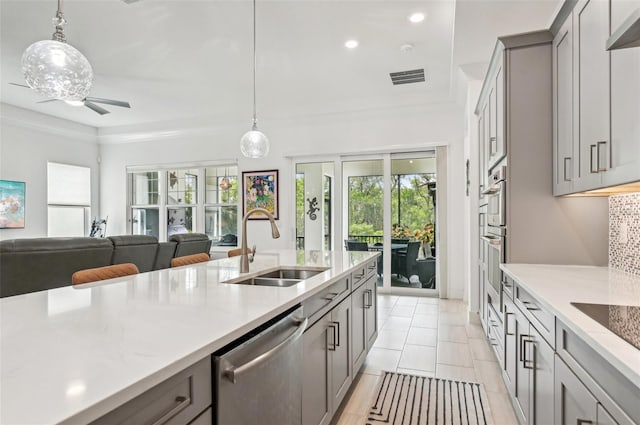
[0,103,98,143]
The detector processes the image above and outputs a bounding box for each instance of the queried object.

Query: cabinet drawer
[556,321,639,424]
[303,276,350,326]
[487,304,504,365]
[351,265,368,289]
[514,284,554,347]
[91,357,211,425]
[502,274,514,301]
[364,257,378,280]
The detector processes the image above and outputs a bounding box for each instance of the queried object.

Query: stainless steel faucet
[240,207,280,273]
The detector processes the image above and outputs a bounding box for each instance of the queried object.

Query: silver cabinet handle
[364,289,373,309]
[150,396,191,425]
[327,323,337,351]
[481,235,502,246]
[324,292,339,301]
[331,320,341,347]
[590,144,598,173]
[523,338,535,370]
[597,141,608,172]
[354,272,365,280]
[223,317,308,383]
[490,136,497,155]
[519,334,530,362]
[563,157,572,181]
[577,420,593,425]
[504,311,514,336]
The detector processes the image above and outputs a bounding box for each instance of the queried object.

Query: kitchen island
[0,249,379,425]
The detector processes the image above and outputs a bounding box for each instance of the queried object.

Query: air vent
[390,69,425,85]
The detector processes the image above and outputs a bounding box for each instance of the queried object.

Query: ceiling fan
[9,82,131,115]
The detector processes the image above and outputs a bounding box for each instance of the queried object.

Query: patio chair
[346,241,369,251]
[395,241,421,281]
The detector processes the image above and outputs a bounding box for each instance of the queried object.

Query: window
[127,163,238,244]
[47,162,91,237]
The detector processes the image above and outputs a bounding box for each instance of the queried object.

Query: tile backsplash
[609,192,640,275]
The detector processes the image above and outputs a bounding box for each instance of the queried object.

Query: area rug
[366,371,494,425]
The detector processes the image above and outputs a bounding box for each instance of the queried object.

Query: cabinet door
[351,282,367,373]
[494,65,505,169]
[553,16,575,195]
[330,297,352,409]
[365,276,378,349]
[606,0,640,187]
[554,354,598,425]
[574,0,610,191]
[514,307,531,424]
[530,325,554,425]
[597,403,618,425]
[479,114,487,197]
[302,315,332,425]
[503,297,517,395]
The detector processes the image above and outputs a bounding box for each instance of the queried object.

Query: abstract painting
[242,170,279,219]
[0,180,25,229]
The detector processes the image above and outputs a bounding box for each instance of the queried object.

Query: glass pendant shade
[240,126,270,158]
[21,40,93,101]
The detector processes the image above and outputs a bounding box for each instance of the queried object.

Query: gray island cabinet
[0,250,379,425]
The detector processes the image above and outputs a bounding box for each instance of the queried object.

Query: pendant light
[240,0,269,158]
[21,0,93,101]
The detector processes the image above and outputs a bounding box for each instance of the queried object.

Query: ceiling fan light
[21,40,93,101]
[240,127,270,158]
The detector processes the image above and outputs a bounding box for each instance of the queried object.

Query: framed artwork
[242,170,279,219]
[0,180,26,229]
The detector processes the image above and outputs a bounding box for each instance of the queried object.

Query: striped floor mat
[367,371,493,425]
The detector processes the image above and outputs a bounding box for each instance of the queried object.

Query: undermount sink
[225,267,329,287]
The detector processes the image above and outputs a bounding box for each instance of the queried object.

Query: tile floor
[331,294,518,425]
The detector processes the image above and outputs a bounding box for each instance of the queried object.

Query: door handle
[590,144,598,173]
[563,157,572,181]
[223,316,308,383]
[597,141,608,172]
[331,320,340,347]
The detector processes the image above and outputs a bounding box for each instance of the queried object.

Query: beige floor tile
[377,295,399,309]
[381,316,412,331]
[436,341,474,367]
[435,364,478,382]
[331,412,364,425]
[439,311,468,326]
[373,329,408,350]
[362,347,402,375]
[439,299,467,313]
[414,303,438,314]
[396,296,419,306]
[398,344,437,372]
[396,367,435,377]
[417,297,439,304]
[465,322,486,339]
[340,373,381,416]
[469,337,498,362]
[438,325,469,343]
[473,359,507,394]
[410,313,438,328]
[405,327,438,347]
[485,389,519,425]
[378,307,392,318]
[390,305,416,318]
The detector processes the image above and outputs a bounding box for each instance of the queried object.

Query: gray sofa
[0,233,211,298]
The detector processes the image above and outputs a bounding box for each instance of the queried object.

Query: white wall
[0,104,99,240]
[98,101,468,297]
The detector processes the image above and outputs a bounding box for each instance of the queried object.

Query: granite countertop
[0,250,378,425]
[500,263,640,387]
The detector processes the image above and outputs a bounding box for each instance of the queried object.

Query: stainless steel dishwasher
[213,306,307,425]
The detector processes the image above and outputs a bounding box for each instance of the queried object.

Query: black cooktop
[571,303,640,350]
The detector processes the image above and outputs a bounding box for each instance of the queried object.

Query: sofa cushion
[108,235,159,273]
[153,241,177,270]
[170,233,212,258]
[0,237,114,298]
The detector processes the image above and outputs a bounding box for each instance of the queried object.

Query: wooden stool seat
[171,253,210,267]
[72,263,139,285]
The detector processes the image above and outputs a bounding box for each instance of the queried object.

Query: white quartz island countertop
[0,249,378,425]
[500,264,640,388]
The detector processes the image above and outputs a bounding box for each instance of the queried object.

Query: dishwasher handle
[222,316,308,384]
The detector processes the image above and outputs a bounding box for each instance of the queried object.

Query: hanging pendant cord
[52,0,66,42]
[252,0,257,125]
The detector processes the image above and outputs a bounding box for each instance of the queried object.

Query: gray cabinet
[512,301,555,425]
[555,354,598,425]
[302,295,353,425]
[90,357,212,425]
[365,275,378,349]
[607,0,640,187]
[553,0,640,194]
[352,274,377,373]
[502,295,516,395]
[553,15,575,195]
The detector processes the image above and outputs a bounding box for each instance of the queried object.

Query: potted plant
[413,223,434,258]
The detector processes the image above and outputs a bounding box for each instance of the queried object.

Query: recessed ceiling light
[345,40,359,49]
[409,12,425,23]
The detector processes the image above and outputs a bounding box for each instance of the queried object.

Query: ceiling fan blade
[9,82,31,89]
[84,101,110,115]
[85,97,131,108]
[36,99,60,104]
